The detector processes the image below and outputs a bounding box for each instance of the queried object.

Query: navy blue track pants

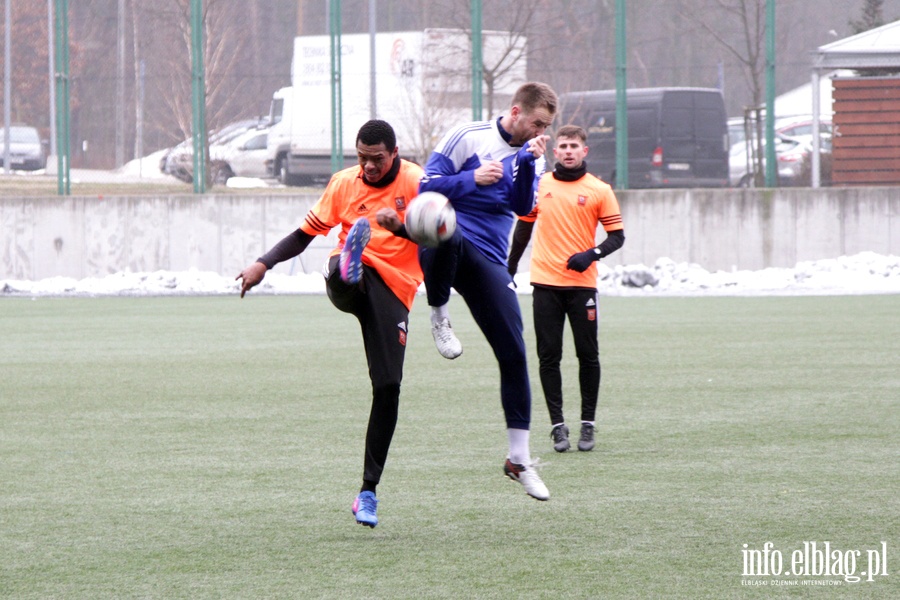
[419,231,531,430]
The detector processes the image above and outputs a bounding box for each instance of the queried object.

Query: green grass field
[1,294,897,599]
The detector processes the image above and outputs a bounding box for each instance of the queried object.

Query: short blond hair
[511,82,558,116]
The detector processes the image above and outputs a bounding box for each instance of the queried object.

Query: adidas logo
[357,203,369,214]
[543,192,553,198]
[397,321,407,332]
[585,298,596,307]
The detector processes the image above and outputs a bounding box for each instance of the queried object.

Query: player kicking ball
[236,120,424,527]
[404,82,559,500]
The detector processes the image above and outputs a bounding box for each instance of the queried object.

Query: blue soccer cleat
[352,491,378,528]
[340,218,371,284]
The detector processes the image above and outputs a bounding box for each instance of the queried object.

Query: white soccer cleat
[504,458,550,501]
[431,317,462,359]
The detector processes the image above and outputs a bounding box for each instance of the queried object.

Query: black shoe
[550,424,570,452]
[578,423,595,452]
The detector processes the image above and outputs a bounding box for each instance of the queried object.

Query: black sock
[361,480,377,494]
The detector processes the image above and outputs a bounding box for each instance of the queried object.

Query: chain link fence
[2,0,297,194]
[1,1,861,195]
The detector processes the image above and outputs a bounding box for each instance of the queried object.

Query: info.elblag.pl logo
[741,541,889,585]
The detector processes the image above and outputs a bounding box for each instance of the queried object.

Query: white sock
[582,421,595,426]
[431,303,450,325]
[507,428,530,465]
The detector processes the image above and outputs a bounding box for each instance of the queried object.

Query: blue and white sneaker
[352,491,378,528]
[340,218,371,284]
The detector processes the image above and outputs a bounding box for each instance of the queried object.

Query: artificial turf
[1,294,897,599]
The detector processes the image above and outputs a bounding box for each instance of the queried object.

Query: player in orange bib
[236,120,423,528]
[508,124,625,453]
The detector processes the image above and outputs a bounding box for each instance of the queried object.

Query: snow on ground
[2,252,898,298]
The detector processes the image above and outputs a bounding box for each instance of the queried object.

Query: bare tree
[0,2,83,131]
[676,0,766,109]
[850,0,886,34]
[158,0,248,139]
[426,0,544,118]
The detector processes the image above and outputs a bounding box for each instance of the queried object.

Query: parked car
[728,114,834,187]
[729,134,814,187]
[159,118,266,183]
[0,125,47,171]
[775,117,832,140]
[210,127,270,181]
[728,116,746,148]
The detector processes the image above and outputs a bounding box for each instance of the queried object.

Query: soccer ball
[405,191,457,248]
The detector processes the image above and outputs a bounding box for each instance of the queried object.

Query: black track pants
[326,256,409,485]
[532,286,600,425]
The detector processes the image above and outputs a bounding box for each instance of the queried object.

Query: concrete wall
[2,188,898,280]
[613,187,899,271]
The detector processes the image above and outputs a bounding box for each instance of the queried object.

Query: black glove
[507,261,518,277]
[566,248,601,272]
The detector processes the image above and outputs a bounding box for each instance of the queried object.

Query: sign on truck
[267,28,527,186]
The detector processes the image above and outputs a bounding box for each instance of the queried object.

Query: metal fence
[0,1,871,195]
[2,0,297,195]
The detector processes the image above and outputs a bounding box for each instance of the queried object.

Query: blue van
[558,87,729,188]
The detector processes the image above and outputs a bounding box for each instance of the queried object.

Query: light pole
[190,0,206,192]
[764,0,776,187]
[615,0,628,189]
[54,0,70,195]
[4,0,11,176]
[329,0,342,174]
[471,0,482,121]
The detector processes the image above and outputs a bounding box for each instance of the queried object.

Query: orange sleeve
[299,161,424,310]
[528,174,621,288]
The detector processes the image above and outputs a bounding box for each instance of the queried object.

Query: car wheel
[278,157,305,186]
[210,161,234,185]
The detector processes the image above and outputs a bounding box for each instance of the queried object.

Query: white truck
[266,28,527,186]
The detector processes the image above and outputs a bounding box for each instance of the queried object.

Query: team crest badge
[578,195,587,206]
[398,321,407,346]
[395,197,406,211]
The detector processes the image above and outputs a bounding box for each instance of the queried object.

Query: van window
[696,109,723,138]
[664,108,692,137]
[628,107,656,141]
[270,98,284,124]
